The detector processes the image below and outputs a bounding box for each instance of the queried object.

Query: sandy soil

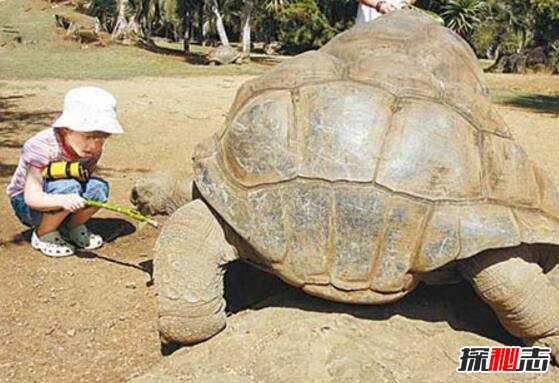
[0,73,558,382]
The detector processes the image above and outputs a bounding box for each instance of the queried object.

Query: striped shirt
[6,128,102,198]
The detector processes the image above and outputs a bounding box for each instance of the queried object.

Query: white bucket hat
[52,86,124,134]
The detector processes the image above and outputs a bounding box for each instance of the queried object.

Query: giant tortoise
[135,10,559,361]
[207,45,244,65]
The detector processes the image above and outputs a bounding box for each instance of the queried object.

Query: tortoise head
[130,174,175,216]
[131,172,194,216]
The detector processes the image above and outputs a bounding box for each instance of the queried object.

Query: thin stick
[85,200,159,228]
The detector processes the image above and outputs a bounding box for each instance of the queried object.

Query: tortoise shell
[207,46,242,65]
[193,11,559,304]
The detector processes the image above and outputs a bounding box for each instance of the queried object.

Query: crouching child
[6,86,124,257]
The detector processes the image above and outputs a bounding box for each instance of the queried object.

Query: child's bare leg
[67,207,100,229]
[64,177,108,249]
[36,210,71,236]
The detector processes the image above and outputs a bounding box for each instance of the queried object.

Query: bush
[472,20,499,58]
[277,0,335,54]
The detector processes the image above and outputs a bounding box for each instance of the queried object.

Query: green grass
[491,89,559,113]
[0,0,58,46]
[479,59,495,70]
[0,44,268,79]
[0,0,268,79]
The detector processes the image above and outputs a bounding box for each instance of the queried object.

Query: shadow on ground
[219,261,518,350]
[493,93,559,114]
[136,40,208,65]
[2,217,135,246]
[0,94,59,150]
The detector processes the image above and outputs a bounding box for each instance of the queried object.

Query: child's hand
[59,194,86,212]
[377,1,396,14]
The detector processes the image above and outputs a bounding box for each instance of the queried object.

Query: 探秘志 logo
[457,346,551,373]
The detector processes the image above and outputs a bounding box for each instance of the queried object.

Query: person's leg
[34,179,85,256]
[36,211,71,236]
[66,177,108,228]
[64,177,109,249]
[10,187,76,257]
[66,206,99,229]
[10,193,42,228]
[38,178,84,233]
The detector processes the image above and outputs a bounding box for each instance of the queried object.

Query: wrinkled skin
[130,172,193,216]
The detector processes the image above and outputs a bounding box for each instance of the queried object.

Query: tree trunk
[183,5,191,53]
[202,20,210,43]
[133,0,146,39]
[211,0,229,46]
[198,0,204,43]
[111,0,129,40]
[240,0,252,56]
[111,0,142,41]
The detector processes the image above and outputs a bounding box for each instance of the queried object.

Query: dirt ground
[0,74,558,382]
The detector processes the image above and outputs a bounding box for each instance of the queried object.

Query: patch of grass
[0,44,268,79]
[479,59,495,71]
[0,0,268,79]
[154,40,212,55]
[0,0,58,47]
[491,89,559,113]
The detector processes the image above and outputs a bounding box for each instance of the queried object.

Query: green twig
[85,200,159,228]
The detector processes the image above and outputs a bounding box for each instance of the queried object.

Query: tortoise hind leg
[154,199,238,345]
[458,245,559,364]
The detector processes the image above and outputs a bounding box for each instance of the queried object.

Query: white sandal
[31,230,75,257]
[63,224,103,250]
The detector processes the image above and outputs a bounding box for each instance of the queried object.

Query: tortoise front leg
[458,245,559,364]
[154,199,238,345]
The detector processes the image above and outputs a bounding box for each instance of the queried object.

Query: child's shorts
[10,177,110,228]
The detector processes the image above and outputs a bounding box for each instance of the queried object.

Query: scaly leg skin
[458,245,559,364]
[154,199,238,345]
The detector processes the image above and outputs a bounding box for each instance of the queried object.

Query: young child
[6,86,123,257]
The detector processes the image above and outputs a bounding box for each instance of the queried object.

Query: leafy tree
[471,0,559,57]
[276,0,335,53]
[80,0,558,59]
[317,0,356,33]
[416,0,446,14]
[253,0,292,43]
[531,0,559,47]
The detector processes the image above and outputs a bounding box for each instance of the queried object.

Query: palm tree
[441,0,486,41]
[263,0,292,12]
